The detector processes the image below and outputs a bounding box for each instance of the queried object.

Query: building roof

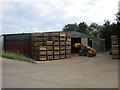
[65,31,104,41]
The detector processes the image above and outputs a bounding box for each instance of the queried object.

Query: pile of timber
[111,35,120,59]
[31,32,71,61]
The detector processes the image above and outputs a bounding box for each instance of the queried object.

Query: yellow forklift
[74,43,96,57]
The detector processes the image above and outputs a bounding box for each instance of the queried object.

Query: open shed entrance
[71,37,81,53]
[88,38,92,47]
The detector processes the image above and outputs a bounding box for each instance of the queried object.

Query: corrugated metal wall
[92,39,105,52]
[4,33,31,57]
[5,40,31,57]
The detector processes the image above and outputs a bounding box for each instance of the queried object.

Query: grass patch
[0,52,37,64]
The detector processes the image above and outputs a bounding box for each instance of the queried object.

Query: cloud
[1,0,120,34]
[0,2,15,12]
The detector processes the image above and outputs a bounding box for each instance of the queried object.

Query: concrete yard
[2,52,118,88]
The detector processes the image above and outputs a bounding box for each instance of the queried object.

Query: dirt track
[2,52,118,88]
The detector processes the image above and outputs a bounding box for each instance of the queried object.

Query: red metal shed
[4,33,31,57]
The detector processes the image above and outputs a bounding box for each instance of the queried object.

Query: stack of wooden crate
[46,41,54,60]
[60,33,66,59]
[31,32,71,61]
[66,35,71,58]
[31,33,47,60]
[111,35,120,59]
[53,32,60,60]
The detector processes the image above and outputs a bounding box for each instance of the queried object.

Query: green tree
[62,23,78,32]
[100,20,120,50]
[88,23,102,37]
[100,20,111,50]
[77,22,88,33]
[116,12,120,24]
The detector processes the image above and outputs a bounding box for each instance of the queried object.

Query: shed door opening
[88,38,92,47]
[71,38,81,53]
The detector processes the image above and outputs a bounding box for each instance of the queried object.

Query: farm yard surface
[2,52,118,88]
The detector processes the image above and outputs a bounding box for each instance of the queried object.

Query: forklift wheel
[86,51,93,57]
[79,50,82,56]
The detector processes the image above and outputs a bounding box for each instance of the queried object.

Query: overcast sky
[1,0,119,34]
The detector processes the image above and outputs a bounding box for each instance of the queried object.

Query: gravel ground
[2,52,118,88]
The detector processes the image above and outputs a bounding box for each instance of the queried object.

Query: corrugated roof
[65,31,104,41]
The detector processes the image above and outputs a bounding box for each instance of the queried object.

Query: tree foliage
[116,12,120,24]
[77,22,88,33]
[63,23,78,32]
[88,23,102,37]
[62,20,120,50]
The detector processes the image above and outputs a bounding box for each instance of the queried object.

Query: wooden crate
[66,46,71,49]
[40,51,47,55]
[38,56,47,61]
[47,51,53,55]
[112,45,119,49]
[54,55,59,60]
[60,37,66,41]
[48,32,54,37]
[33,46,40,50]
[54,41,59,45]
[111,35,120,39]
[112,55,120,59]
[111,35,120,45]
[53,37,59,41]
[67,38,71,42]
[54,46,59,50]
[66,35,71,41]
[53,32,60,36]
[66,41,71,46]
[60,46,65,50]
[112,40,119,45]
[47,55,53,60]
[60,55,65,59]
[48,36,53,41]
[66,49,71,54]
[42,41,47,46]
[39,58,47,61]
[60,50,65,54]
[112,50,119,54]
[43,33,49,36]
[40,46,47,50]
[47,41,53,45]
[60,42,65,45]
[43,36,48,41]
[60,32,66,37]
[54,51,59,55]
[32,33,43,36]
[47,46,53,50]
